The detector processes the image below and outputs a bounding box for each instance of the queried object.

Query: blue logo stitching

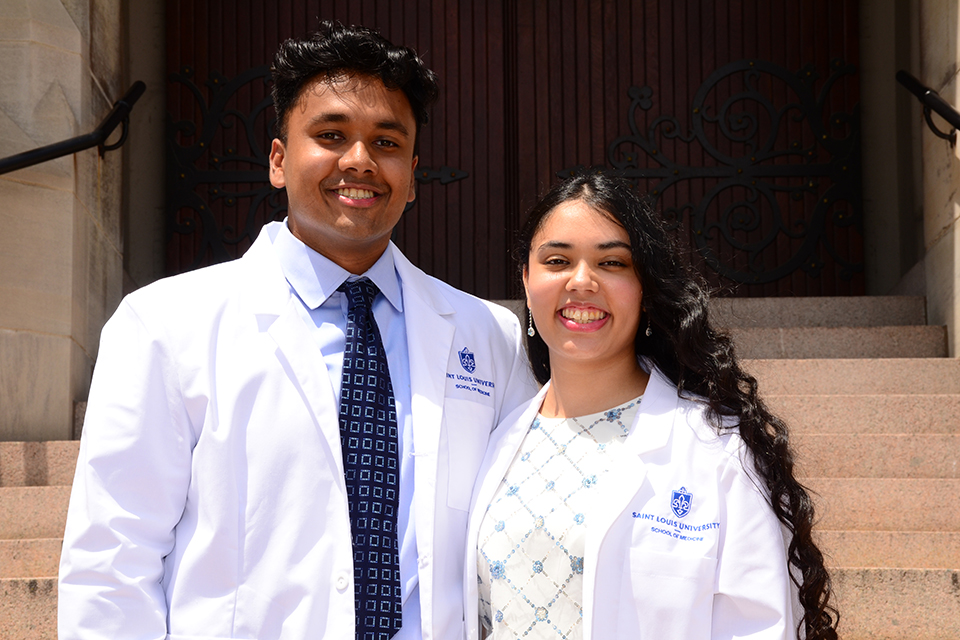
[671,486,693,518]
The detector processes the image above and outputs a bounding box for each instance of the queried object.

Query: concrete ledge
[0,538,61,579]
[743,358,960,395]
[730,325,947,358]
[0,487,70,539]
[0,442,79,487]
[766,394,960,434]
[818,531,960,570]
[794,434,960,478]
[833,568,960,640]
[0,577,55,639]
[805,478,960,531]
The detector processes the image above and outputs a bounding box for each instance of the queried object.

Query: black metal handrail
[0,81,146,175]
[896,70,960,144]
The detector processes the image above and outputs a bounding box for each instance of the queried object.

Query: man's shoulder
[403,266,523,332]
[125,257,247,311]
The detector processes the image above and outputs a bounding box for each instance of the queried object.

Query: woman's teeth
[336,187,375,199]
[561,308,607,323]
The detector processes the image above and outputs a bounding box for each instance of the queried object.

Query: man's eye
[376,139,399,148]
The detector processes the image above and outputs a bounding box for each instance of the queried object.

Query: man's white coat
[58,224,538,640]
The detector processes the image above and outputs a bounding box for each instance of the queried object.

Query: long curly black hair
[517,173,839,640]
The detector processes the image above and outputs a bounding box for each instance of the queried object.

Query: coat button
[336,574,349,591]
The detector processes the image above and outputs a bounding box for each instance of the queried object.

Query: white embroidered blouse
[476,396,643,639]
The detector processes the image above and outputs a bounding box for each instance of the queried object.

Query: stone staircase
[1,296,957,638]
[718,296,960,640]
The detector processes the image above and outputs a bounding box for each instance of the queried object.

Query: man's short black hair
[271,21,439,150]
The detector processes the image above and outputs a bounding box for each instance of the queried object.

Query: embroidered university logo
[458,347,476,373]
[671,487,693,518]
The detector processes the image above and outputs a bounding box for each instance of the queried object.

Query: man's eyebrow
[307,113,410,138]
[376,120,410,137]
[309,113,349,126]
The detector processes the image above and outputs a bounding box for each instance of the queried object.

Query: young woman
[464,174,838,639]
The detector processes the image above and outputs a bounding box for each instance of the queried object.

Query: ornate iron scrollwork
[167,65,468,271]
[561,59,862,285]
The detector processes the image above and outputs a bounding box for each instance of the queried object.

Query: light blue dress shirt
[273,221,421,637]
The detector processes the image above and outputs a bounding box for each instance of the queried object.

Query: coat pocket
[443,399,496,511]
[617,547,717,639]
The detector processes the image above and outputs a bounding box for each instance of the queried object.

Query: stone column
[919,1,960,357]
[0,0,123,441]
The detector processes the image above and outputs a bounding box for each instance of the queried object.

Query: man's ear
[269,139,286,188]
[407,156,419,203]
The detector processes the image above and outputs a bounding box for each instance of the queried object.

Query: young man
[58,23,537,640]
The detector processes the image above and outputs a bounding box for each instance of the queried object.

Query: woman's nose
[566,261,598,291]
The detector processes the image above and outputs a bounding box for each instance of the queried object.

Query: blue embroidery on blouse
[532,560,543,573]
[490,560,505,580]
[570,556,584,574]
[495,520,505,532]
[574,513,585,525]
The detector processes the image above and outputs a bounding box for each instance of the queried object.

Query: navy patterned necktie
[338,278,403,640]
[338,277,402,640]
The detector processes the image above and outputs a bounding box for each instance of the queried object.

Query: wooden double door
[166,0,863,298]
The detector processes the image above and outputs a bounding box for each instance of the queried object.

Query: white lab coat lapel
[392,246,456,638]
[463,384,549,638]
[239,234,344,479]
[469,385,549,533]
[581,367,678,640]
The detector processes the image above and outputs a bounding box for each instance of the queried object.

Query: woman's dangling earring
[527,308,536,337]
[645,316,652,337]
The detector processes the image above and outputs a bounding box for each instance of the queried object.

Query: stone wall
[0,0,124,440]
[920,1,960,357]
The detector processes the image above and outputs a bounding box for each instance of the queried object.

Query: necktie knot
[339,277,380,314]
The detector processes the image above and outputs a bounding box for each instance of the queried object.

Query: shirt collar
[274,219,403,312]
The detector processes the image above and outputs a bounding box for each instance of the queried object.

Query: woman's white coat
[464,366,795,639]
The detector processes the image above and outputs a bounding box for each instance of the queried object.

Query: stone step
[3,570,956,640]
[818,530,960,569]
[767,394,960,435]
[744,358,960,395]
[0,442,78,487]
[0,578,56,639]
[794,434,960,478]
[0,487,70,539]
[833,567,960,640]
[0,539,61,579]
[729,325,946,359]
[709,295,927,328]
[805,478,960,531]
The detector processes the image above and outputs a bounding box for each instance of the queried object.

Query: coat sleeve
[712,443,795,640]
[58,298,197,639]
